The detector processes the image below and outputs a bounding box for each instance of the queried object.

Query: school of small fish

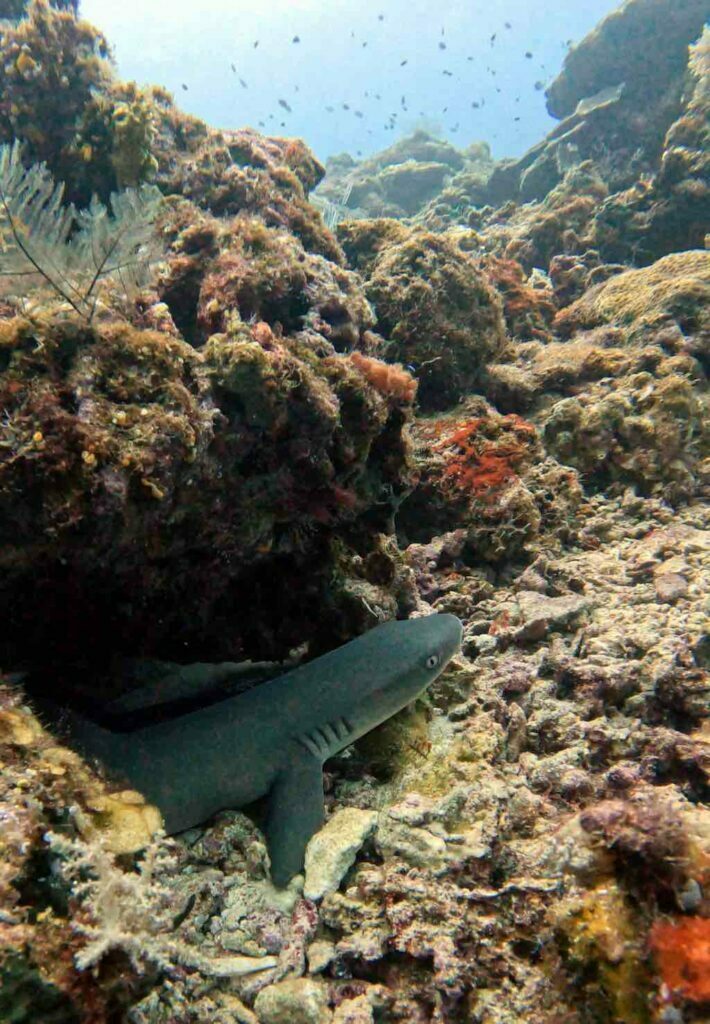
[177,11,573,154]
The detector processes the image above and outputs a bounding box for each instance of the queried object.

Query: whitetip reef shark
[42,614,462,887]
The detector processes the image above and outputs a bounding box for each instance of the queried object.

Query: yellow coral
[555,882,653,1024]
[75,790,163,856]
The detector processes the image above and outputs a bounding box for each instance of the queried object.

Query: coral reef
[482,252,709,502]
[49,496,704,1024]
[0,0,114,205]
[159,126,341,262]
[478,162,610,274]
[1,0,709,1022]
[340,224,506,410]
[0,306,417,669]
[483,0,709,210]
[480,257,557,341]
[554,249,710,340]
[397,402,582,563]
[313,131,494,224]
[0,682,164,1023]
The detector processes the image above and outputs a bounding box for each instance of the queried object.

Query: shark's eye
[426,653,440,669]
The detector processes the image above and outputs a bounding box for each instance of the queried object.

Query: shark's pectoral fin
[265,749,323,888]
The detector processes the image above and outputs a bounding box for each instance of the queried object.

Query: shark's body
[48,615,462,886]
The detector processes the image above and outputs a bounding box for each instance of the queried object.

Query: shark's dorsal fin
[95,659,294,730]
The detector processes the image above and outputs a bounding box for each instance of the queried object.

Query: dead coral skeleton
[46,829,278,978]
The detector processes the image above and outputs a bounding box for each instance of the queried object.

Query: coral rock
[304,808,378,901]
[254,978,332,1024]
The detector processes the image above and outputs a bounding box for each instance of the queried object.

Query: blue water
[81,0,621,164]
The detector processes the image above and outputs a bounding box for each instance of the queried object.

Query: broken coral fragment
[304,808,378,901]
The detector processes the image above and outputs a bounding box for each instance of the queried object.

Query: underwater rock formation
[5,492,709,1023]
[484,0,709,208]
[313,131,495,224]
[1,0,709,1021]
[482,251,709,504]
[337,222,506,410]
[554,249,710,340]
[397,402,582,563]
[0,306,418,668]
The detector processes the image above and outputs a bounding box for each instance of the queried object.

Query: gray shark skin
[46,614,462,886]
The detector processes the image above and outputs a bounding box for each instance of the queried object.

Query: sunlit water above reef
[81,0,621,162]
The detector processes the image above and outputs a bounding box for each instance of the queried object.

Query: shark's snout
[438,613,463,662]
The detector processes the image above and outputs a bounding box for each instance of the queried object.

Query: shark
[42,614,462,887]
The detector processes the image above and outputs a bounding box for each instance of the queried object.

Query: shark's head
[334,613,463,743]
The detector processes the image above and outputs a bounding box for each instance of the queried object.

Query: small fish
[525,51,533,58]
[326,105,334,112]
[467,56,474,61]
[490,33,496,45]
[514,116,521,121]
[400,59,408,66]
[355,110,364,118]
[439,41,446,50]
[505,21,512,29]
[375,93,381,99]
[342,103,350,110]
[472,101,480,109]
[534,80,544,91]
[239,78,248,88]
[378,13,384,20]
[442,69,453,76]
[292,35,300,43]
[401,95,406,105]
[230,63,236,72]
[254,40,259,48]
[181,83,188,90]
[278,99,292,112]
[362,41,368,47]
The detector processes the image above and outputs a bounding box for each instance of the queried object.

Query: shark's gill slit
[299,734,320,758]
